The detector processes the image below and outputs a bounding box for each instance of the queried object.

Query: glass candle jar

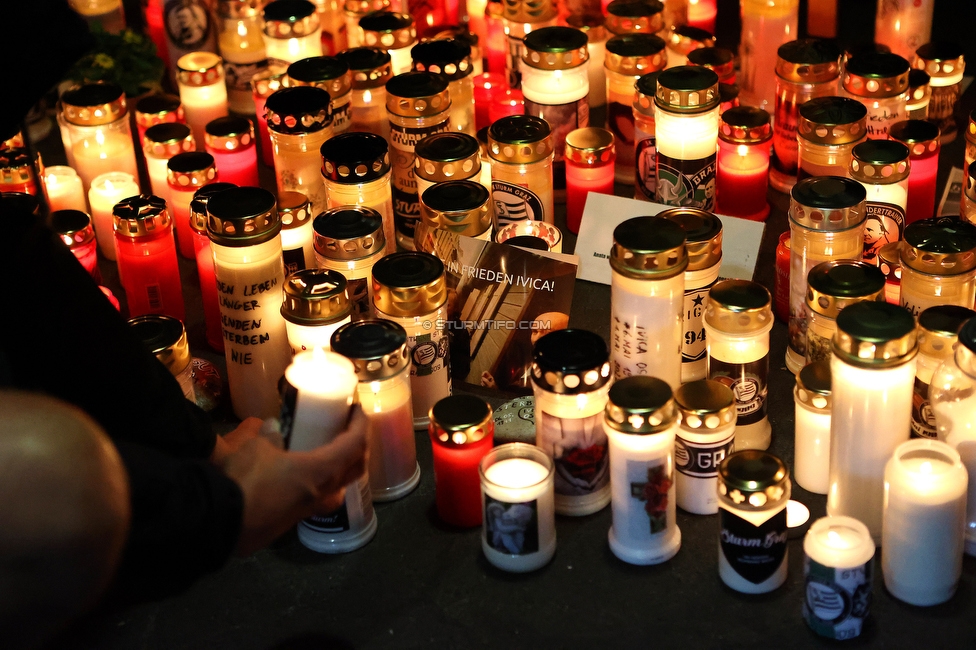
[849,141,910,267]
[313,206,386,320]
[360,11,416,75]
[266,85,334,212]
[263,0,323,68]
[59,82,140,196]
[415,131,484,203]
[217,0,268,115]
[168,151,219,259]
[278,190,316,272]
[564,127,615,234]
[501,0,557,90]
[204,116,259,187]
[906,68,932,120]
[207,187,292,420]
[664,25,715,70]
[472,71,505,130]
[411,38,476,136]
[889,119,940,224]
[874,0,933,61]
[372,252,451,428]
[336,47,393,138]
[878,240,903,304]
[251,69,286,167]
[286,55,353,133]
[312,0,344,54]
[144,123,195,202]
[44,166,86,214]
[520,26,590,197]
[567,14,608,119]
[842,52,911,140]
[386,71,452,250]
[653,66,720,211]
[189,182,238,352]
[828,301,917,543]
[804,260,886,364]
[673,379,736,515]
[882,439,967,606]
[769,39,843,193]
[281,267,352,352]
[134,94,184,149]
[51,209,100,281]
[718,450,791,594]
[0,148,42,198]
[786,176,867,374]
[716,106,772,221]
[416,180,492,254]
[687,46,735,85]
[531,328,612,516]
[704,280,774,451]
[738,0,798,112]
[610,216,687,387]
[796,96,867,180]
[604,0,663,37]
[660,207,722,383]
[487,115,555,227]
[914,43,965,144]
[794,359,831,494]
[128,314,197,402]
[604,375,681,564]
[913,306,975,441]
[632,71,660,201]
[112,194,185,322]
[604,34,666,186]
[176,52,230,148]
[427,394,494,526]
[88,172,140,261]
[900,217,976,317]
[344,0,389,49]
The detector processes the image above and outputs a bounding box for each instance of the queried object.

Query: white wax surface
[284,349,358,452]
[521,64,589,106]
[88,172,139,261]
[285,317,350,355]
[804,515,874,569]
[794,399,831,494]
[72,130,140,195]
[43,166,87,213]
[655,106,720,161]
[179,82,229,148]
[485,457,549,488]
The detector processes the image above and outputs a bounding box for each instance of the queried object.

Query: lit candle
[913,306,974,441]
[278,191,316,273]
[802,516,875,639]
[483,0,506,75]
[793,360,831,494]
[487,88,523,124]
[738,0,798,113]
[564,127,615,234]
[134,94,184,148]
[479,443,556,572]
[850,140,910,265]
[686,0,716,33]
[313,206,387,321]
[68,0,125,33]
[673,380,736,515]
[604,0,664,37]
[664,25,715,69]
[500,0,557,89]
[428,394,494,525]
[313,0,345,54]
[416,180,492,254]
[263,0,324,68]
[143,123,196,203]
[828,301,917,543]
[632,72,659,201]
[216,0,268,115]
[874,0,934,61]
[473,72,506,131]
[487,115,554,227]
[281,268,352,353]
[168,151,219,260]
[344,0,390,49]
[250,69,286,167]
[716,107,772,221]
[414,132,484,200]
[88,171,140,261]
[204,116,260,187]
[796,97,867,180]
[964,110,976,218]
[566,15,608,118]
[774,231,791,321]
[286,55,353,134]
[128,314,197,402]
[43,166,87,213]
[842,52,911,140]
[493,220,561,252]
[51,209,100,281]
[889,119,940,224]
[882,439,967,606]
[266,86,335,213]
[878,241,902,304]
[906,69,932,120]
[336,46,393,138]
[899,217,976,317]
[360,10,416,75]
[804,261,886,364]
[411,38,477,136]
[176,52,231,148]
[189,182,237,353]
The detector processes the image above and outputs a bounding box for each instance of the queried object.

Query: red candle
[686,0,717,34]
[889,120,940,224]
[190,182,237,352]
[473,72,506,131]
[205,116,260,187]
[143,0,169,76]
[134,94,185,149]
[716,106,772,221]
[564,127,616,234]
[488,88,524,125]
[251,70,285,167]
[0,148,42,197]
[113,195,185,322]
[484,1,506,74]
[168,151,218,259]
[51,209,101,283]
[429,395,495,527]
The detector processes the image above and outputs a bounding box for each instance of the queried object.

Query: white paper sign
[573,192,765,285]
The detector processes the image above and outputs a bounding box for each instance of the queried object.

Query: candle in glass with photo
[263,0,323,68]
[673,380,736,515]
[899,217,976,317]
[632,72,659,202]
[850,140,910,265]
[564,127,615,235]
[189,182,237,353]
[216,0,268,115]
[411,38,476,137]
[204,116,260,187]
[716,107,772,222]
[738,0,798,112]
[313,206,386,321]
[281,268,352,353]
[168,152,218,260]
[88,171,140,261]
[487,115,554,227]
[889,119,940,224]
[128,315,197,402]
[336,47,393,138]
[43,166,87,213]
[176,52,230,148]
[793,360,831,494]
[266,85,334,213]
[796,96,867,180]
[428,394,494,525]
[144,123,196,203]
[360,11,416,75]
[286,55,353,134]
[134,94,185,147]
[51,209,100,281]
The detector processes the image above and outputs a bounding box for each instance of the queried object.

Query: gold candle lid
[789,176,867,231]
[665,25,715,57]
[605,376,676,435]
[280,268,352,325]
[673,379,736,432]
[411,38,474,81]
[564,127,615,166]
[834,301,917,367]
[128,315,192,375]
[420,180,492,237]
[189,183,238,234]
[604,33,667,76]
[113,194,172,238]
[135,93,184,130]
[843,52,911,98]
[321,132,391,183]
[360,11,416,50]
[337,47,394,89]
[611,216,688,279]
[0,148,38,185]
[655,65,720,114]
[502,0,556,24]
[719,106,772,145]
[204,116,255,152]
[312,206,386,260]
[143,123,195,158]
[532,329,611,395]
[487,115,553,164]
[251,69,286,99]
[718,451,790,511]
[878,240,903,283]
[797,96,867,145]
[775,39,842,84]
[265,86,334,134]
[206,187,281,247]
[331,319,410,381]
[385,71,450,117]
[60,82,127,125]
[371,251,447,316]
[218,0,263,18]
[51,209,96,250]
[704,280,773,335]
[908,68,932,104]
[806,260,886,319]
[277,191,312,231]
[914,42,966,81]
[167,152,218,190]
[176,52,224,87]
[902,217,976,276]
[286,56,353,98]
[795,360,831,412]
[687,46,735,83]
[658,207,722,271]
[633,71,662,117]
[263,0,320,38]
[566,13,607,42]
[429,395,494,446]
[414,132,481,182]
[889,119,940,158]
[604,0,664,36]
[344,0,390,16]
[850,140,910,185]
[522,26,589,71]
[918,305,976,361]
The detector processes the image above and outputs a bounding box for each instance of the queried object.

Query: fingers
[292,413,369,499]
[316,486,347,515]
[222,417,266,450]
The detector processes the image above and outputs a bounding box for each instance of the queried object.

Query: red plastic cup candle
[686,0,717,33]
[473,72,506,131]
[250,69,286,167]
[134,94,185,150]
[429,394,495,527]
[0,148,42,197]
[189,182,238,353]
[716,106,772,222]
[889,119,940,225]
[51,209,100,281]
[167,151,219,259]
[564,127,615,234]
[204,116,260,187]
[483,2,505,74]
[487,87,523,125]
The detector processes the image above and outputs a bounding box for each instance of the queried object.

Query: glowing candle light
[167,151,219,260]
[567,14,608,119]
[43,166,87,213]
[344,0,390,49]
[88,171,140,261]
[874,0,934,61]
[911,306,975,442]
[176,52,231,148]
[564,127,615,235]
[313,206,387,321]
[411,38,476,136]
[266,86,334,213]
[134,94,185,150]
[189,182,238,353]
[716,107,772,222]
[204,115,259,187]
[336,46,393,138]
[51,209,100,281]
[686,0,716,33]
[793,360,831,494]
[842,52,911,140]
[281,268,352,353]
[487,115,554,227]
[473,71,505,131]
[900,218,976,317]
[143,123,196,205]
[889,119,940,224]
[360,10,416,75]
[428,394,493,525]
[673,379,736,514]
[738,0,798,113]
[803,260,886,365]
[216,0,268,115]
[250,69,286,167]
[263,0,324,68]
[796,97,867,181]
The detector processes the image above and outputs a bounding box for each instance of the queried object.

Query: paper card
[574,192,765,285]
[938,166,964,217]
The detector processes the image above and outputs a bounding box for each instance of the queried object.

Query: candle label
[708,356,768,426]
[865,103,905,139]
[505,35,524,90]
[720,507,788,584]
[862,202,905,265]
[390,119,452,241]
[332,102,351,133]
[282,247,307,276]
[223,59,269,95]
[803,555,872,640]
[911,376,938,439]
[302,476,374,534]
[805,329,832,364]
[682,281,714,365]
[675,431,734,478]
[346,278,370,321]
[772,93,800,176]
[524,98,589,190]
[536,411,610,498]
[626,459,673,534]
[408,329,451,382]
[655,152,717,211]
[492,181,546,227]
[634,130,657,201]
[164,0,213,50]
[484,494,539,554]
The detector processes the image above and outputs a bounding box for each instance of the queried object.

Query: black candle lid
[189,182,237,234]
[655,66,720,113]
[320,132,391,183]
[280,268,351,325]
[503,235,548,251]
[531,329,610,394]
[605,376,676,435]
[128,314,191,375]
[336,47,393,89]
[797,96,867,145]
[902,217,976,275]
[287,56,350,86]
[776,39,842,83]
[61,82,127,125]
[487,115,553,164]
[658,207,722,271]
[312,206,385,260]
[264,0,316,23]
[835,301,917,367]
[918,305,976,361]
[265,86,333,134]
[790,176,866,231]
[206,187,280,247]
[0,192,39,216]
[51,209,95,249]
[610,216,687,280]
[411,38,473,80]
[806,261,886,318]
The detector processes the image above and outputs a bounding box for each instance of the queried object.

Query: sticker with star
[682,283,714,365]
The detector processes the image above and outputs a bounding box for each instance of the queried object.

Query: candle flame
[370,381,381,394]
[827,530,840,544]
[237,22,247,37]
[920,461,932,475]
[737,144,749,156]
[363,89,372,103]
[311,345,328,365]
[46,173,58,186]
[575,393,588,411]
[103,178,115,192]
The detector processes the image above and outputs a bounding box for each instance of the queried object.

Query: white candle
[793,360,831,494]
[480,444,556,573]
[72,129,140,196]
[87,172,139,261]
[882,439,967,606]
[177,52,231,149]
[43,166,87,213]
[674,379,736,515]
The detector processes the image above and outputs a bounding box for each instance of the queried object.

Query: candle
[633,72,659,201]
[143,123,196,204]
[134,94,185,148]
[414,132,484,200]
[828,301,917,543]
[168,151,219,260]
[564,127,615,235]
[473,72,506,131]
[0,148,41,198]
[216,0,268,115]
[500,0,557,90]
[964,111,976,218]
[68,0,125,32]
[156,0,219,82]
[487,115,554,227]
[333,319,421,502]
[716,107,772,221]
[176,52,231,149]
[493,220,561,252]
[874,0,934,61]
[664,25,715,69]
[687,46,736,86]
[774,231,791,321]
[686,0,716,33]
[913,306,975,441]
[43,166,86,213]
[360,11,416,75]
[143,0,168,72]
[479,443,556,572]
[738,0,798,113]
[673,380,736,515]
[411,38,476,137]
[344,0,390,49]
[262,0,324,68]
[906,69,932,120]
[128,315,196,402]
[850,140,910,264]
[483,0,505,75]
[278,191,316,273]
[189,182,237,353]
[286,55,354,134]
[250,69,286,167]
[566,15,607,118]
[609,216,687,388]
[88,172,140,261]
[112,195,186,322]
[336,47,393,138]
[204,116,260,187]
[793,360,831,494]
[604,0,664,37]
[842,53,911,140]
[314,0,345,54]
[281,268,352,353]
[802,516,875,639]
[796,97,867,180]
[882,439,967,606]
[416,180,492,254]
[899,218,976,317]
[889,120,939,224]
[428,394,494,525]
[313,206,387,321]
[487,88,523,124]
[804,261,886,364]
[51,209,100,281]
[878,241,902,304]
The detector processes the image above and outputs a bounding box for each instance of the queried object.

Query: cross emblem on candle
[729,489,745,504]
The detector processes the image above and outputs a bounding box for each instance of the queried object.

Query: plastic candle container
[564,127,615,234]
[609,216,687,387]
[786,176,867,374]
[216,0,268,115]
[278,191,316,273]
[604,0,663,37]
[653,66,720,211]
[176,52,230,148]
[134,94,185,152]
[737,0,798,112]
[850,140,910,264]
[567,14,608,119]
[144,123,196,202]
[207,187,292,420]
[360,11,416,75]
[0,149,42,198]
[906,69,932,120]
[664,25,715,70]
[878,241,902,304]
[912,306,974,441]
[889,120,940,224]
[660,207,723,383]
[632,72,659,201]
[842,52,911,140]
[704,280,774,451]
[427,394,494,526]
[262,0,323,68]
[774,231,791,321]
[204,116,260,187]
[687,46,735,85]
[718,450,791,594]
[874,0,933,61]
[411,39,476,136]
[483,0,506,75]
[793,360,831,494]
[266,85,334,212]
[189,182,238,353]
[112,195,185,322]
[487,115,554,228]
[769,39,843,194]
[128,315,197,402]
[472,72,505,131]
[716,106,772,222]
[804,260,886,364]
[827,302,917,543]
[414,132,484,200]
[686,0,716,32]
[604,34,666,186]
[802,516,875,639]
[344,0,389,49]
[673,379,736,514]
[500,0,557,90]
[900,217,976,317]
[51,209,100,281]
[280,267,352,352]
[88,172,140,261]
[882,439,967,606]
[313,206,386,321]
[416,180,492,254]
[796,96,867,180]
[251,70,286,167]
[914,43,965,143]
[531,329,612,516]
[286,56,353,134]
[167,152,219,259]
[43,166,87,213]
[371,252,451,428]
[336,47,393,138]
[604,376,681,564]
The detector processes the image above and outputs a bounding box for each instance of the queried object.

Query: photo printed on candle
[484,496,539,555]
[803,554,873,640]
[720,507,788,584]
[536,411,610,498]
